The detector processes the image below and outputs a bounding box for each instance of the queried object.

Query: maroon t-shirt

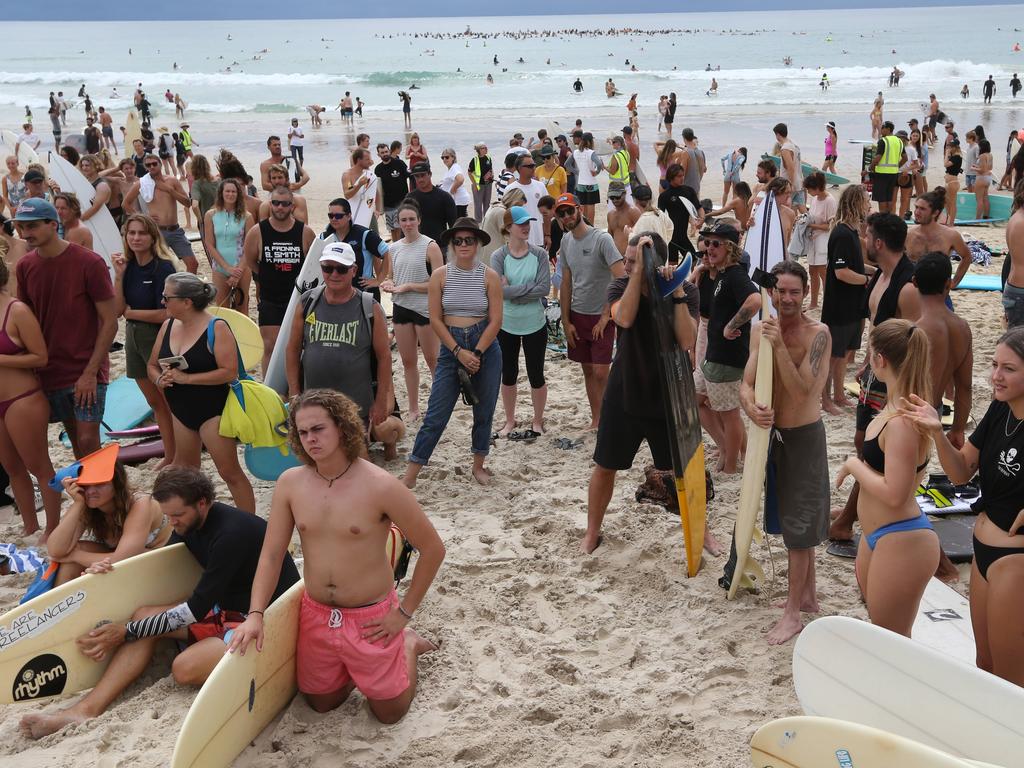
[16,242,114,390]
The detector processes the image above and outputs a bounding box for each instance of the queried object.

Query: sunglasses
[161,294,184,301]
[321,263,353,274]
[144,163,159,168]
[451,236,478,247]
[555,208,577,218]
[705,239,728,248]
[327,212,349,220]
[520,163,536,168]
[270,200,293,207]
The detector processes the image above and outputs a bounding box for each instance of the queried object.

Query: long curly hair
[80,461,135,544]
[288,389,366,465]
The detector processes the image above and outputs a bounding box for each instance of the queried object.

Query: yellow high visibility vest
[875,135,902,174]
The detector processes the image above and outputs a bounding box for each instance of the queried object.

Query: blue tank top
[211,210,246,269]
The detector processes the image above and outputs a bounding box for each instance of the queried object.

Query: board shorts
[870,173,897,203]
[855,368,887,433]
[102,126,114,138]
[593,397,671,471]
[46,383,108,424]
[964,174,976,188]
[807,234,829,267]
[297,589,409,701]
[392,304,429,326]
[765,420,830,549]
[827,321,863,358]
[187,607,247,644]
[125,320,161,379]
[567,310,614,364]
[160,225,195,262]
[258,298,288,327]
[384,208,400,231]
[1002,282,1024,328]
[698,360,743,412]
[574,184,600,205]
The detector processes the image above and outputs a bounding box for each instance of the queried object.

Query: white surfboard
[264,232,337,395]
[912,578,975,665]
[751,716,979,768]
[792,615,1024,765]
[45,153,119,279]
[727,191,785,599]
[170,580,303,768]
[2,128,40,167]
[0,544,202,704]
[123,110,142,151]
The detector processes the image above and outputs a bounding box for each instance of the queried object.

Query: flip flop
[508,429,541,442]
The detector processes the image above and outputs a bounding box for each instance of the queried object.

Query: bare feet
[155,456,173,470]
[773,599,820,613]
[405,627,438,656]
[703,530,725,557]
[587,421,599,432]
[531,421,545,435]
[580,533,603,554]
[833,397,855,407]
[383,442,398,461]
[821,399,843,416]
[766,614,804,645]
[402,474,417,490]
[828,520,854,541]
[496,422,514,438]
[934,551,959,583]
[20,710,90,740]
[472,466,492,486]
[407,410,421,423]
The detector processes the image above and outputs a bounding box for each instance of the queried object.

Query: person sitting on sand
[229,390,444,723]
[835,319,939,638]
[402,218,503,488]
[738,261,831,644]
[47,453,171,585]
[20,466,300,741]
[581,233,702,556]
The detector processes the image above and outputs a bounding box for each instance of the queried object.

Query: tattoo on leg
[809,331,829,377]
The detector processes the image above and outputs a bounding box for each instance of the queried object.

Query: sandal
[508,429,541,442]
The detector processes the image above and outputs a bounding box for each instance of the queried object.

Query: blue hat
[13,198,58,222]
[509,205,535,225]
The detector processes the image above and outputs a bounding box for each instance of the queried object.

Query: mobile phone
[159,355,189,371]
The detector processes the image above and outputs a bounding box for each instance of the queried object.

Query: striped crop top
[442,261,489,318]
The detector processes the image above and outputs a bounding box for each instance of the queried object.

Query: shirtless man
[1006,182,1024,327]
[741,261,831,645]
[606,181,640,254]
[123,154,197,273]
[97,107,116,153]
[258,164,308,222]
[229,390,444,723]
[259,135,290,192]
[905,188,972,287]
[53,192,93,250]
[342,149,377,228]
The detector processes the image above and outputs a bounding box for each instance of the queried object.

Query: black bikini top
[862,420,928,474]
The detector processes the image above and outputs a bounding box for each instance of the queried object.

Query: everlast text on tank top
[257,219,305,305]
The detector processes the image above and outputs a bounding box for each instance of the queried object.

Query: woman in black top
[903,327,1024,685]
[112,214,179,464]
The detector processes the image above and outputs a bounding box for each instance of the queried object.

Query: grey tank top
[301,292,374,422]
[683,147,703,193]
[390,235,432,316]
[442,261,488,318]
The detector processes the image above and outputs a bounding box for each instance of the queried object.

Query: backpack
[300,286,378,391]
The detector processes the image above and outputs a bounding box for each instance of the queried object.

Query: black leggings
[498,326,547,388]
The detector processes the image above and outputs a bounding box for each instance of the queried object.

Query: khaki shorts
[700,359,743,412]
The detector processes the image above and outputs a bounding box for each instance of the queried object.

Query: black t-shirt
[375,159,410,209]
[407,186,457,243]
[821,222,866,326]
[84,126,101,154]
[705,263,757,369]
[122,256,176,318]
[605,276,699,419]
[657,185,700,247]
[697,269,715,319]
[169,502,300,618]
[968,400,1024,533]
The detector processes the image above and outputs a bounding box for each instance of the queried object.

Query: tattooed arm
[769,323,831,399]
[723,292,762,339]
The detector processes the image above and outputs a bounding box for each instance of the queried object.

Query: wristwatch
[472,348,483,358]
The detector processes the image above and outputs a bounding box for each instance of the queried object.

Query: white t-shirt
[440,162,472,206]
[808,193,838,252]
[573,148,599,186]
[504,179,548,247]
[18,132,41,150]
[288,126,304,147]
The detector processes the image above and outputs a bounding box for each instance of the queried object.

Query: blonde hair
[121,214,182,268]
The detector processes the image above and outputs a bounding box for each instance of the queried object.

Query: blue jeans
[409,320,502,465]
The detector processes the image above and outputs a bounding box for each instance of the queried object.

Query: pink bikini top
[0,302,27,355]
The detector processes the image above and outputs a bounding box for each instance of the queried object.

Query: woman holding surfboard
[836,319,938,637]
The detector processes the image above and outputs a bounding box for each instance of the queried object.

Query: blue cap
[13,198,58,222]
[509,205,535,225]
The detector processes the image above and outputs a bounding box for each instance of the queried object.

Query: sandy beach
[0,96,1017,766]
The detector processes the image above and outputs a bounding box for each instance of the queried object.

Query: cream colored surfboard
[0,544,202,704]
[123,110,142,151]
[751,716,979,768]
[208,307,263,372]
[170,580,304,768]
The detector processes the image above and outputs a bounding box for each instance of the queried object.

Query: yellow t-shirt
[536,164,567,198]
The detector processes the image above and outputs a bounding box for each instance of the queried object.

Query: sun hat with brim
[509,206,535,225]
[439,217,491,248]
[47,444,120,492]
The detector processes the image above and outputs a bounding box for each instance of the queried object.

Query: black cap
[633,184,653,201]
[539,145,555,157]
[410,162,431,175]
[700,221,740,244]
[622,125,633,135]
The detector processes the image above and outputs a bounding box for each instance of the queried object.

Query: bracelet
[472,348,483,358]
[453,345,462,356]
[671,296,687,305]
[397,604,413,620]
[248,609,264,616]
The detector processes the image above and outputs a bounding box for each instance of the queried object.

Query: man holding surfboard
[740,261,831,644]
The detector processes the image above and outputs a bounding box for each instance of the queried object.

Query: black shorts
[871,173,897,203]
[258,299,288,327]
[593,398,671,471]
[575,185,600,205]
[392,304,429,326]
[827,321,863,358]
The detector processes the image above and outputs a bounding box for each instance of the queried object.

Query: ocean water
[2,7,1024,126]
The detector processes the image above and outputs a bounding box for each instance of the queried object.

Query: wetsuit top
[0,301,26,354]
[256,218,305,305]
[946,155,963,175]
[968,400,1024,532]
[863,255,915,323]
[861,420,929,474]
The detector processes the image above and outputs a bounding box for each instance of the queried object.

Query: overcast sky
[8,0,1013,20]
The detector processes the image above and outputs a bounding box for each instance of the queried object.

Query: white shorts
[807,234,829,267]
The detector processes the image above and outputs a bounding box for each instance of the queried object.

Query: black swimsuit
[159,318,229,431]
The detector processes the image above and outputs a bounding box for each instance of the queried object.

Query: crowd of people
[2,84,1024,742]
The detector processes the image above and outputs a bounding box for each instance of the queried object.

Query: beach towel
[139,173,156,203]
[0,543,46,574]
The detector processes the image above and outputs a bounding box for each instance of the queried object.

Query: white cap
[319,242,356,266]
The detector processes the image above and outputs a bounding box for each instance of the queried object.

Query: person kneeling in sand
[20,467,299,740]
[740,261,831,644]
[230,390,444,723]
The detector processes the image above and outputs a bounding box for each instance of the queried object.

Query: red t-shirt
[16,242,114,390]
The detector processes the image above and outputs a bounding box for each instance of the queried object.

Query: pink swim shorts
[296,589,409,701]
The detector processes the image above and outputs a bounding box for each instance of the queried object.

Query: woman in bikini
[47,460,171,585]
[973,139,994,221]
[835,319,939,637]
[902,327,1024,685]
[0,257,61,539]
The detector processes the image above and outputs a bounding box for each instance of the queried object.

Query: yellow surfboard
[208,307,262,372]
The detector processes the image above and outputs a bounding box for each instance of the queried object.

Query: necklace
[316,461,353,487]
[1006,410,1024,439]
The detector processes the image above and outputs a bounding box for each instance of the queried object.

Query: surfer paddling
[229,390,444,723]
[740,261,831,644]
[20,467,299,740]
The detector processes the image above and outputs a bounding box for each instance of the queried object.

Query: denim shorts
[46,383,108,424]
